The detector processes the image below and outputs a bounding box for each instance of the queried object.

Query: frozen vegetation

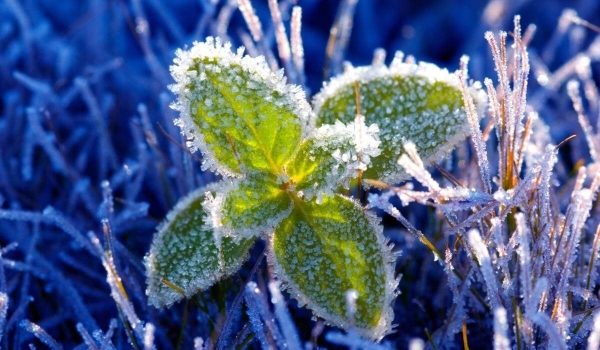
[1,0,600,348]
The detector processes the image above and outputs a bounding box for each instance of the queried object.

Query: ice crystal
[269,194,397,340]
[467,229,501,310]
[268,281,302,349]
[287,119,380,202]
[588,311,600,350]
[313,54,487,184]
[212,172,294,239]
[326,329,392,350]
[0,293,7,344]
[20,320,63,350]
[244,282,272,349]
[493,307,510,350]
[145,187,254,308]
[169,37,311,176]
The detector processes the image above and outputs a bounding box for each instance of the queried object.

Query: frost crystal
[493,307,510,350]
[208,173,294,239]
[313,54,486,184]
[467,229,500,310]
[169,37,312,176]
[287,119,380,202]
[145,186,254,308]
[269,195,397,340]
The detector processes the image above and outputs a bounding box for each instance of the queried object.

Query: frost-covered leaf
[145,187,255,308]
[313,57,486,184]
[270,194,396,340]
[287,119,380,202]
[170,37,311,176]
[206,171,293,238]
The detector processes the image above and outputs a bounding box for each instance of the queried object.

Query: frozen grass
[1,0,600,348]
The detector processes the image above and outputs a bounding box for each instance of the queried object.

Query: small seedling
[145,37,485,339]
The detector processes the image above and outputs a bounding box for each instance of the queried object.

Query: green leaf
[313,57,486,184]
[170,37,311,176]
[145,187,255,308]
[206,171,293,238]
[287,119,380,202]
[270,194,396,340]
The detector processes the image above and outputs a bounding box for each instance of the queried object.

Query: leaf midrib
[284,193,381,326]
[286,193,353,283]
[204,66,285,176]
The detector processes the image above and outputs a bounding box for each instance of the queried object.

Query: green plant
[144,37,486,339]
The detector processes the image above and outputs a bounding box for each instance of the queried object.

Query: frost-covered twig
[20,320,63,350]
[290,6,306,89]
[567,80,600,162]
[244,282,278,349]
[268,281,302,349]
[323,0,359,78]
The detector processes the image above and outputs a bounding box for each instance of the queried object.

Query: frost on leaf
[145,188,255,308]
[313,56,487,184]
[169,37,311,176]
[210,171,293,238]
[270,194,396,340]
[287,119,380,202]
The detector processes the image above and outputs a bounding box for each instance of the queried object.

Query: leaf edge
[267,194,398,340]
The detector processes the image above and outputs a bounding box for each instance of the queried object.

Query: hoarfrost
[313,50,486,184]
[467,229,501,310]
[289,119,380,202]
[493,307,510,350]
[169,37,312,176]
